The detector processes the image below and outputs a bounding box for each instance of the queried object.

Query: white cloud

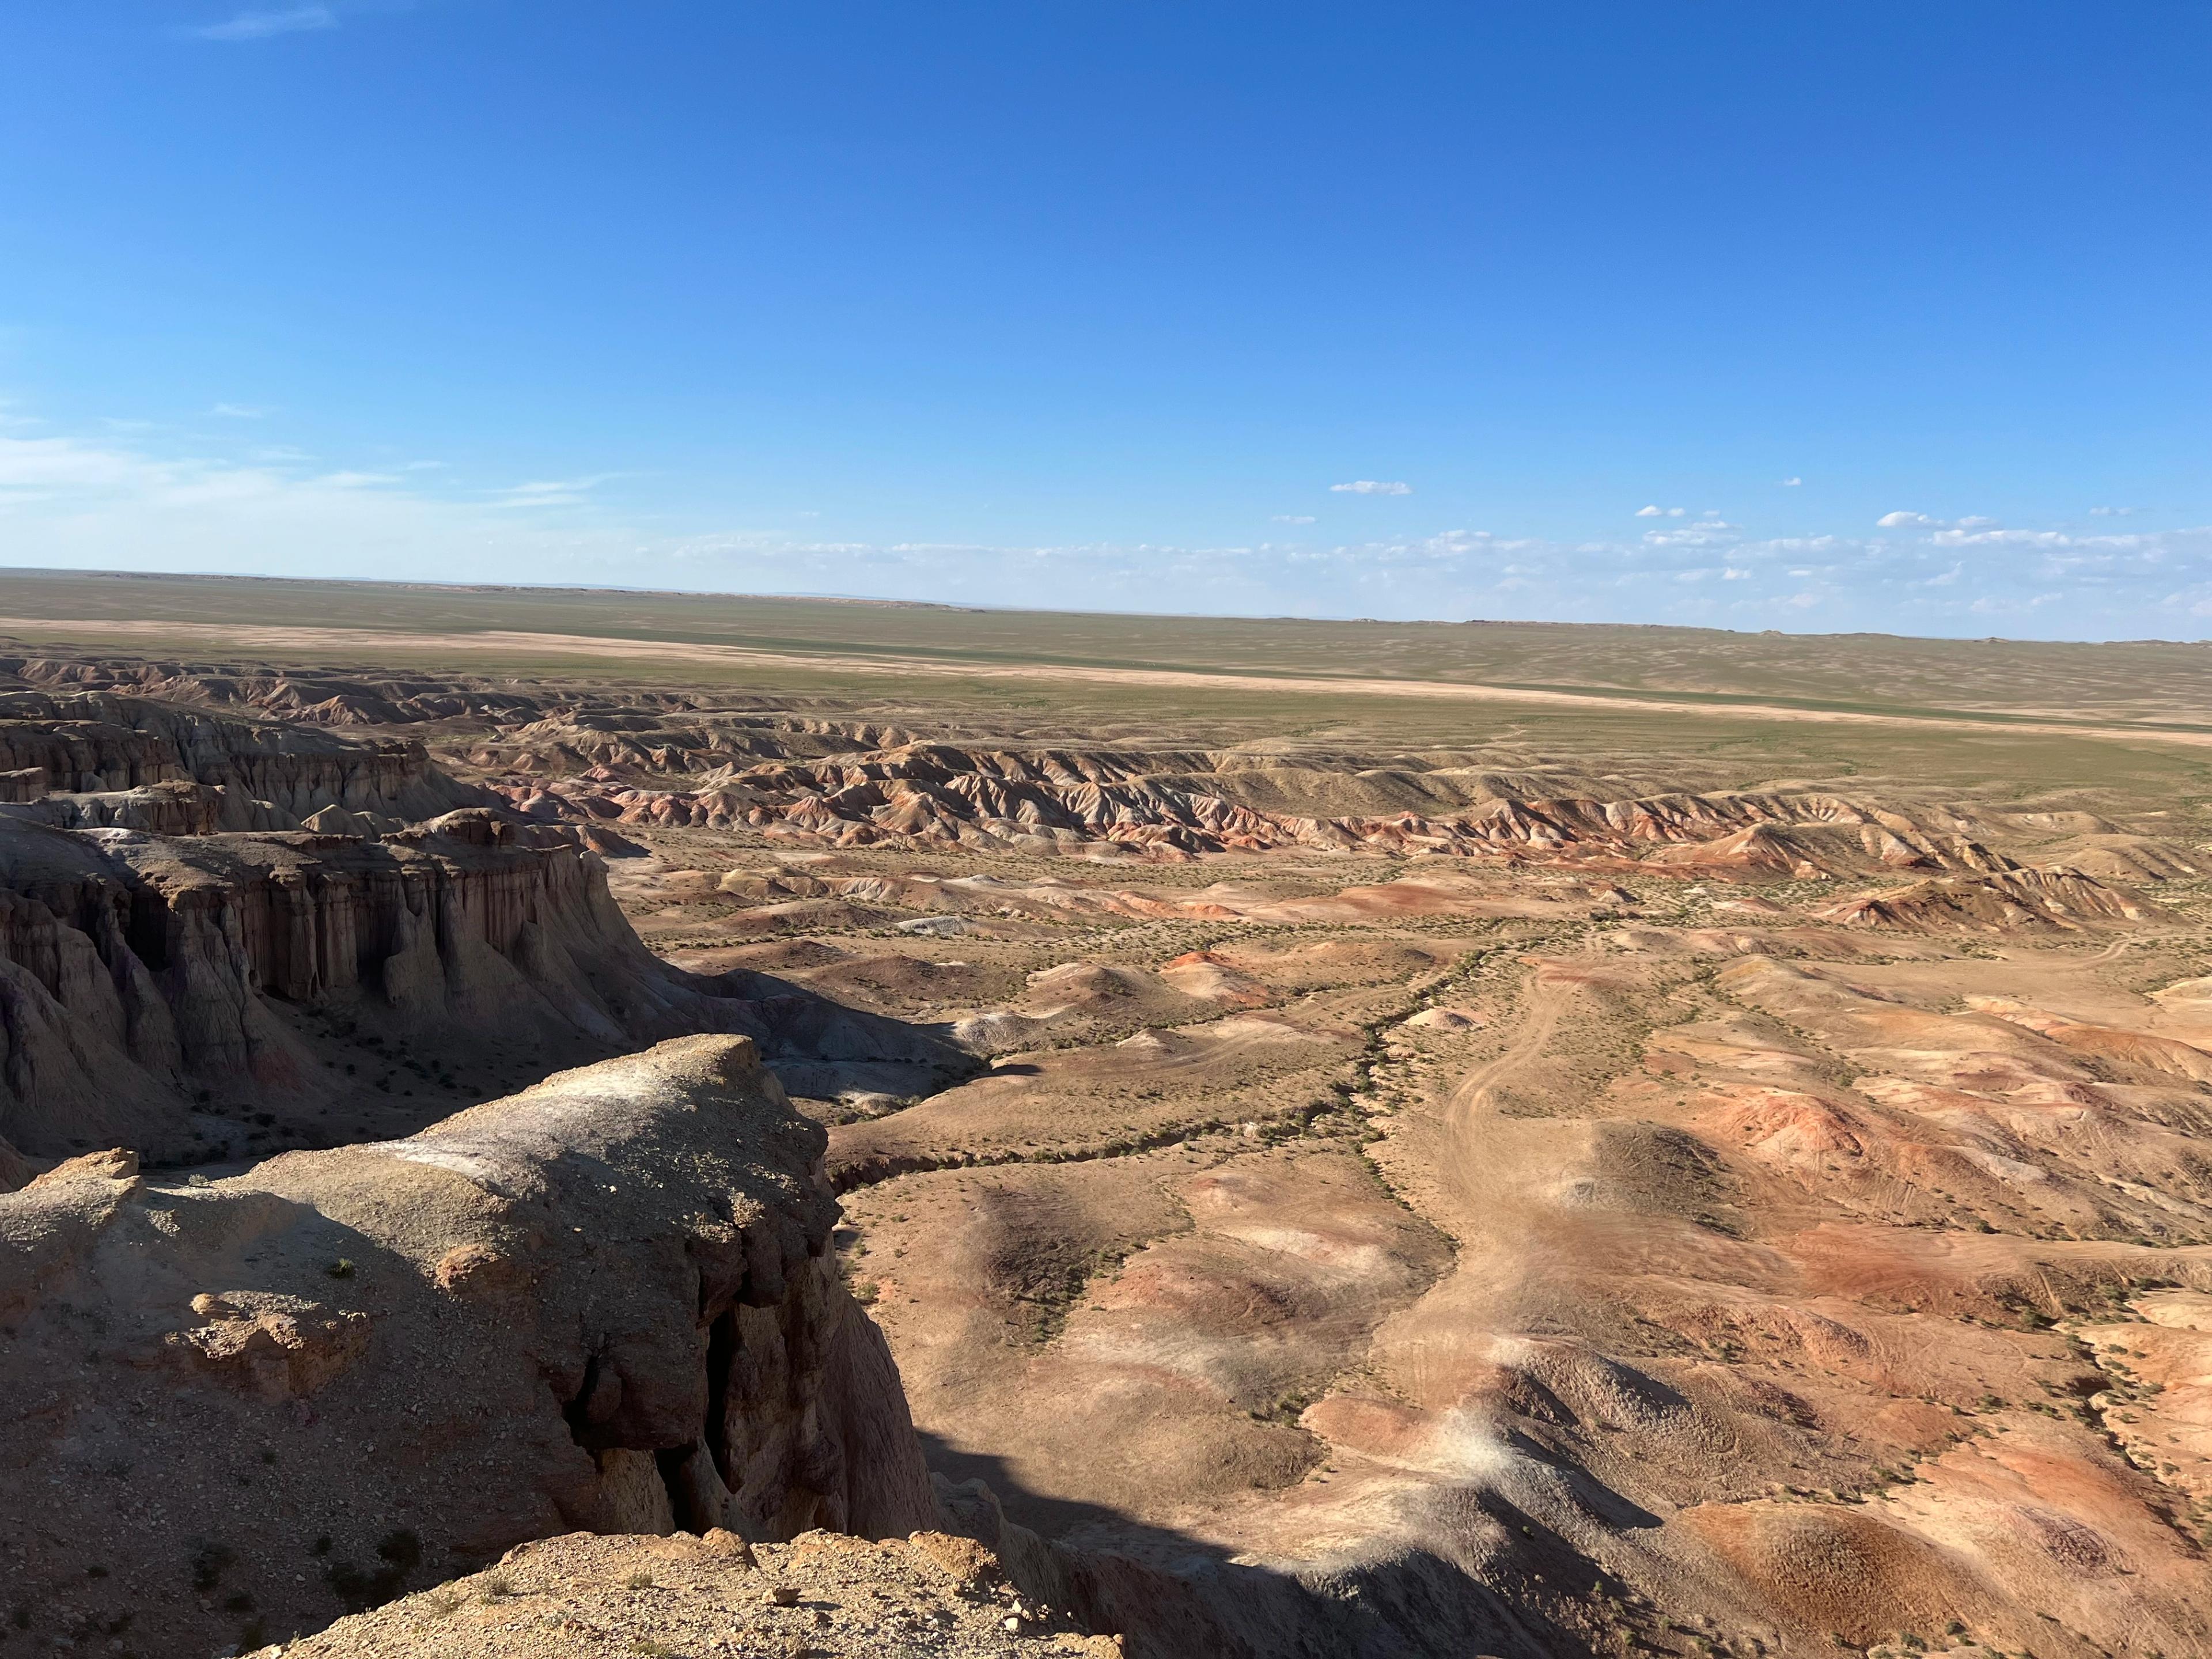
[1778,476,1802,487]
[1271,514,1316,524]
[2089,506,2135,518]
[1331,480,1411,496]
[1878,512,2001,534]
[1635,505,1663,517]
[2,410,2210,637]
[207,402,270,419]
[1423,530,1509,556]
[190,6,336,41]
[1641,518,1738,548]
[490,475,619,509]
[1929,526,2070,548]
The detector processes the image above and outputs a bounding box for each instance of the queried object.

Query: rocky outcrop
[0,656,547,729]
[0,1036,940,1659]
[493,738,2006,874]
[0,809,780,1159]
[0,690,490,832]
[1815,864,2158,930]
[0,654,911,758]
[271,1528,1122,1657]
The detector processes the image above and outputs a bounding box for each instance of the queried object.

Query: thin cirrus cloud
[1271,514,1316,525]
[188,6,337,41]
[489,475,619,509]
[1778,477,1802,487]
[207,403,270,419]
[1330,480,1411,496]
[1877,512,1997,531]
[1635,505,1688,518]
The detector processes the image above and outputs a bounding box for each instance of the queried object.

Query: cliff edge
[0,1035,939,1658]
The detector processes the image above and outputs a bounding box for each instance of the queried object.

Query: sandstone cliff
[0,690,491,834]
[0,808,788,1163]
[0,1036,940,1659]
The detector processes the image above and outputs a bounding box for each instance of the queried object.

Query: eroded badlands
[1,648,2209,1658]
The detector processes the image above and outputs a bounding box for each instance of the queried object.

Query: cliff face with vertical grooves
[0,1036,942,1659]
[0,808,774,1163]
[0,691,491,834]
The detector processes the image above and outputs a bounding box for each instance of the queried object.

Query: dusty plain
[2,571,2211,1658]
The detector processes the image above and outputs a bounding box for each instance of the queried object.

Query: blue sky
[1,2,2207,636]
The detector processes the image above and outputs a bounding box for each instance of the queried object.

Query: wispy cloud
[1778,476,1802,487]
[1,411,2209,637]
[1331,480,1411,496]
[1641,518,1738,548]
[208,402,270,418]
[190,6,337,41]
[1635,505,1687,518]
[1878,511,1997,531]
[1271,514,1316,525]
[490,474,619,509]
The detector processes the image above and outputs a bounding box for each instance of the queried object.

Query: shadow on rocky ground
[919,1433,1611,1659]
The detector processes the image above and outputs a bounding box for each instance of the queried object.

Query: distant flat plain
[3,567,2210,815]
[2,567,2210,722]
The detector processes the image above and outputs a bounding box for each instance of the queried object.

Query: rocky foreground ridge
[0,1037,945,1658]
[271,1529,1123,1658]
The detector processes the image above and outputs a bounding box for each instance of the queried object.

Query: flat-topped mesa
[0,808,772,1162]
[0,690,490,834]
[0,1036,940,1659]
